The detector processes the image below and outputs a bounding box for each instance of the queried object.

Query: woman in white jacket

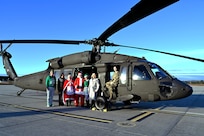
[88,73,100,110]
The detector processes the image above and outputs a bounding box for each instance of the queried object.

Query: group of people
[45,66,119,109]
[45,70,100,109]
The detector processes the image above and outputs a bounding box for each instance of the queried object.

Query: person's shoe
[59,103,64,106]
[103,108,108,112]
[91,107,96,111]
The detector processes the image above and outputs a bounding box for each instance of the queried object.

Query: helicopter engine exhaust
[48,51,100,69]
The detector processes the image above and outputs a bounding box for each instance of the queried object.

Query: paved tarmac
[0,85,204,136]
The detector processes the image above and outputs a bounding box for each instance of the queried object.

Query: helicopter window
[54,70,61,80]
[149,64,170,80]
[120,67,127,84]
[133,65,151,80]
[54,69,72,80]
[63,69,73,79]
[109,71,114,80]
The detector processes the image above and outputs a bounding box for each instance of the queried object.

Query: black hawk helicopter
[0,0,203,110]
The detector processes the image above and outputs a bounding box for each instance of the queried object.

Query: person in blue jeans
[45,70,56,107]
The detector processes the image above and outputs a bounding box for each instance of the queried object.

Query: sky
[0,0,203,80]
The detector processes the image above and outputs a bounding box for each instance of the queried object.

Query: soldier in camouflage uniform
[105,66,119,101]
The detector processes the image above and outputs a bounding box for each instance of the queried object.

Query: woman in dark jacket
[57,73,65,106]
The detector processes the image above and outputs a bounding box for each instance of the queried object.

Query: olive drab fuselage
[4,51,192,102]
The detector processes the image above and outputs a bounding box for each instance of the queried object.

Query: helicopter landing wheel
[17,89,25,96]
[95,96,107,110]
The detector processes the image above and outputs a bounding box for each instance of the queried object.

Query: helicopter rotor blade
[98,0,179,41]
[4,43,13,52]
[0,43,2,56]
[109,43,204,63]
[0,40,88,45]
[0,43,2,52]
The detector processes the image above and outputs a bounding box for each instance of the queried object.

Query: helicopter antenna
[103,46,106,53]
[113,48,120,54]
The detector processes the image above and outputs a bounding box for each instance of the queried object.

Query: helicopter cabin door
[118,63,132,96]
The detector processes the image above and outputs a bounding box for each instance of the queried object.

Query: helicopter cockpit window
[133,65,151,80]
[120,66,127,84]
[149,63,170,80]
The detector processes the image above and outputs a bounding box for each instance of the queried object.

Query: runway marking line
[128,112,154,122]
[146,108,204,118]
[0,102,113,123]
[127,107,163,122]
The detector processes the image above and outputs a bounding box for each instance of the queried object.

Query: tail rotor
[0,43,17,80]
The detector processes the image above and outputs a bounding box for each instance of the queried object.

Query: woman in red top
[63,73,75,106]
[74,72,85,107]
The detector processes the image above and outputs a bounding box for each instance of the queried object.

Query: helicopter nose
[173,80,193,99]
[180,85,193,98]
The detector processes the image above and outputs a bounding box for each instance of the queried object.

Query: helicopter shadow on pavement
[110,93,204,111]
[0,105,89,119]
[0,107,90,119]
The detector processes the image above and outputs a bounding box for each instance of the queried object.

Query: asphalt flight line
[0,102,113,123]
